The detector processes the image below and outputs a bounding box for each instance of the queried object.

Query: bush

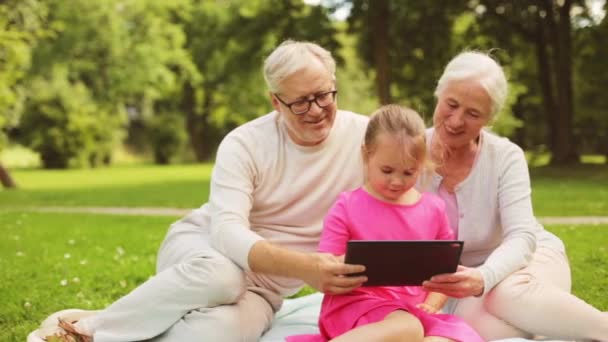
[18,67,125,169]
[147,111,187,165]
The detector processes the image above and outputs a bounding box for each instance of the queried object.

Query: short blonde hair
[435,51,508,120]
[263,40,336,93]
[364,104,431,174]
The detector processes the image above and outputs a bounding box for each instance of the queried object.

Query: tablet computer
[344,240,464,286]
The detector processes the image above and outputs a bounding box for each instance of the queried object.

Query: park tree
[19,67,117,168]
[18,0,195,168]
[331,1,469,114]
[575,4,608,161]
[0,0,47,187]
[470,0,588,164]
[338,0,600,163]
[179,0,340,161]
[331,1,524,138]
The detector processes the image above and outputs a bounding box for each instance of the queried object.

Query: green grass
[546,225,608,308]
[1,211,606,341]
[530,164,608,216]
[525,152,607,167]
[2,163,607,216]
[0,211,176,341]
[0,164,213,209]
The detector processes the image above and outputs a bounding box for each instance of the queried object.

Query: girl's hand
[303,253,367,295]
[422,265,484,298]
[416,302,439,314]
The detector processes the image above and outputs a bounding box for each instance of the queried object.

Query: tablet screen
[344,240,464,286]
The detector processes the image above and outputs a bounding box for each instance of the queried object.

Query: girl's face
[433,79,492,150]
[364,132,421,203]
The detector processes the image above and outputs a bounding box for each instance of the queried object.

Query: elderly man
[33,40,369,342]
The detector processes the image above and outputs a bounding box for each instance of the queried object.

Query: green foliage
[178,0,341,161]
[30,0,196,105]
[20,0,196,168]
[5,1,607,167]
[334,21,379,115]
[147,111,187,165]
[0,0,48,150]
[463,0,598,163]
[450,11,524,138]
[341,0,468,114]
[18,67,125,168]
[0,145,41,169]
[575,16,608,157]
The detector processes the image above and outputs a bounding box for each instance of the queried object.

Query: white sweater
[183,110,368,296]
[425,128,564,294]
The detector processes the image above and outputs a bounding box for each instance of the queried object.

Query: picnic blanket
[28,292,571,341]
[260,292,571,342]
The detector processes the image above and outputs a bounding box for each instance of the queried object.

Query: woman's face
[433,79,493,150]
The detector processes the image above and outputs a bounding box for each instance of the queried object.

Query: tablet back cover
[345,240,463,286]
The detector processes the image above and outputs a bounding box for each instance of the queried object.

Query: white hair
[434,51,508,120]
[263,40,336,93]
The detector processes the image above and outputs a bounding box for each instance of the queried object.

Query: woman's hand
[422,265,484,298]
[302,253,367,295]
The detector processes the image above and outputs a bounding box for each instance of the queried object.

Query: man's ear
[270,92,281,112]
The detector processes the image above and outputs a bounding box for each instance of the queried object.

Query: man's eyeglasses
[274,90,338,115]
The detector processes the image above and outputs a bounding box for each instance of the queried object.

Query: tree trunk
[544,0,579,164]
[0,162,17,189]
[534,16,558,156]
[183,83,205,162]
[370,0,391,104]
[554,0,578,164]
[183,83,217,162]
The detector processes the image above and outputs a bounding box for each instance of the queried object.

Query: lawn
[1,163,607,216]
[1,211,607,341]
[0,163,606,340]
[530,164,608,216]
[0,212,176,341]
[0,164,213,209]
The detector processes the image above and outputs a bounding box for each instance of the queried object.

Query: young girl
[289,105,484,342]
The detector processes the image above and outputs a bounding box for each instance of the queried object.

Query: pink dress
[287,188,484,342]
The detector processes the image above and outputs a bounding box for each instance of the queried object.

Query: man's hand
[422,265,484,298]
[248,241,366,295]
[302,253,367,295]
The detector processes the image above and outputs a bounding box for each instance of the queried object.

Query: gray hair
[263,39,336,93]
[434,51,508,120]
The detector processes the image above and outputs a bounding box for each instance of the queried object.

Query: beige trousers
[77,216,281,342]
[449,247,608,341]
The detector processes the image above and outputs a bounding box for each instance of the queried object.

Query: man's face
[271,59,337,146]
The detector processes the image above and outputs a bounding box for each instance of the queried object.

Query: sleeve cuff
[477,265,496,297]
[211,226,264,271]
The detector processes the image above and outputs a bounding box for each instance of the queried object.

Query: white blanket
[260,293,569,342]
[27,293,569,341]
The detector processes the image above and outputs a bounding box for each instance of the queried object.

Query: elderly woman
[421,51,608,341]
